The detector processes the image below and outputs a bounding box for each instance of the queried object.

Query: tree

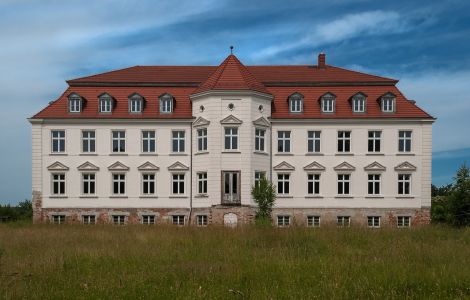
[251,177,276,223]
[448,163,470,226]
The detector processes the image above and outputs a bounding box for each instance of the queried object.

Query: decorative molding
[303,161,326,171]
[138,161,159,171]
[334,161,355,171]
[252,116,270,128]
[47,161,69,171]
[273,161,295,171]
[77,161,99,171]
[364,161,386,172]
[394,161,417,172]
[220,114,243,125]
[193,116,210,127]
[168,161,189,171]
[107,161,130,171]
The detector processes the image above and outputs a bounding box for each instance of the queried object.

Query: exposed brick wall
[32,191,43,224]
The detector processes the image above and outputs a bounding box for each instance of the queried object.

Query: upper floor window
[398,174,411,195]
[112,130,125,153]
[52,173,66,195]
[142,173,156,195]
[82,173,96,195]
[368,131,381,153]
[337,174,350,195]
[368,174,381,195]
[255,128,265,152]
[51,130,65,153]
[398,130,412,152]
[99,93,113,113]
[142,130,156,153]
[172,130,185,153]
[277,131,291,153]
[321,92,336,113]
[129,93,143,113]
[307,131,321,153]
[112,173,126,195]
[172,174,185,195]
[277,174,290,195]
[197,128,208,152]
[254,171,266,188]
[307,174,320,195]
[82,130,95,153]
[352,93,366,113]
[68,93,82,113]
[197,172,208,194]
[381,93,396,113]
[337,131,351,153]
[224,127,238,150]
[288,92,303,113]
[159,93,173,114]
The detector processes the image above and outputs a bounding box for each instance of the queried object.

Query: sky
[1,0,469,204]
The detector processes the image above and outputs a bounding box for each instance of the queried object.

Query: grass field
[0,224,469,299]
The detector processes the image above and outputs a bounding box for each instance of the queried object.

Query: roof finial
[230,46,234,55]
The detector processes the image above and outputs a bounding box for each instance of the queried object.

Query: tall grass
[0,224,469,299]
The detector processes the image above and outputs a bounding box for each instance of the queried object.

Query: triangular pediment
[193,116,210,127]
[334,161,355,171]
[47,161,69,171]
[108,161,129,171]
[394,161,417,172]
[168,161,189,171]
[303,161,326,171]
[364,161,386,172]
[138,161,159,171]
[252,117,270,128]
[273,161,295,171]
[77,161,99,171]
[220,114,243,125]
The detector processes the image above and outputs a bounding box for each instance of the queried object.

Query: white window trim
[129,97,143,113]
[111,130,126,153]
[397,216,411,228]
[337,173,351,196]
[81,130,96,153]
[289,98,303,113]
[307,216,321,227]
[337,216,350,227]
[81,172,96,196]
[111,173,126,196]
[197,128,208,152]
[381,97,395,113]
[277,173,291,195]
[321,97,335,113]
[367,173,382,196]
[277,215,291,227]
[277,130,291,153]
[367,216,381,228]
[51,173,66,196]
[307,130,321,153]
[68,95,82,113]
[398,173,412,196]
[398,130,413,153]
[141,215,156,225]
[99,96,113,113]
[224,127,239,151]
[160,95,173,114]
[141,130,156,153]
[196,172,208,195]
[368,130,382,153]
[171,173,186,196]
[254,128,266,152]
[337,130,351,153]
[171,130,186,153]
[307,173,321,196]
[141,172,157,196]
[51,130,66,154]
[197,215,208,227]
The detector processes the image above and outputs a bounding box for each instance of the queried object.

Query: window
[321,95,335,113]
[382,97,395,112]
[277,215,290,227]
[197,128,208,152]
[307,174,320,195]
[142,131,156,153]
[82,130,95,153]
[353,96,366,113]
[277,174,290,195]
[337,174,350,195]
[160,94,173,113]
[254,171,266,188]
[337,216,350,227]
[337,131,351,152]
[367,216,381,228]
[368,131,381,152]
[397,216,411,228]
[129,96,143,113]
[142,215,155,225]
[197,172,207,194]
[398,174,411,195]
[52,173,66,195]
[51,130,65,153]
[307,131,321,153]
[307,216,320,227]
[398,130,412,152]
[142,174,156,195]
[289,93,303,113]
[172,174,185,195]
[255,128,265,152]
[172,215,185,226]
[68,94,81,113]
[82,173,96,195]
[368,174,381,195]
[99,94,112,113]
[112,215,126,225]
[52,215,65,224]
[277,131,291,153]
[82,215,96,225]
[172,131,185,153]
[224,127,238,150]
[112,174,125,195]
[112,130,125,153]
[197,215,208,227]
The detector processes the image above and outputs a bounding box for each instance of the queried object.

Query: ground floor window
[142,173,156,195]
[307,216,320,227]
[367,216,381,228]
[172,215,185,226]
[197,215,208,226]
[337,216,350,227]
[277,215,290,227]
[197,172,208,194]
[52,173,66,195]
[307,174,320,195]
[277,174,290,195]
[112,215,126,225]
[82,215,95,225]
[397,216,411,228]
[141,215,155,225]
[82,173,96,195]
[52,215,65,224]
[112,174,126,195]
[172,174,185,195]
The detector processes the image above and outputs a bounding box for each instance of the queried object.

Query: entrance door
[222,171,240,204]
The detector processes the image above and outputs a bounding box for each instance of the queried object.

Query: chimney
[318,53,326,69]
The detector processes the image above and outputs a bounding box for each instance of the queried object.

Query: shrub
[251,177,276,222]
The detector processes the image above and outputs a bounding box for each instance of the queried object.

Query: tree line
[0,200,32,222]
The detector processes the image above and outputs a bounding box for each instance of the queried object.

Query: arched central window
[288,92,304,113]
[159,93,174,113]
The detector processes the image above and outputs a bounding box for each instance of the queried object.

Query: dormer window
[99,93,113,113]
[381,92,396,113]
[128,93,143,113]
[159,93,173,114]
[321,92,336,113]
[288,92,303,113]
[68,93,82,113]
[352,92,367,113]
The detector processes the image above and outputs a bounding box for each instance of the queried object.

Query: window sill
[221,151,241,154]
[335,195,353,199]
[79,153,98,156]
[49,195,68,198]
[253,151,269,156]
[140,153,158,156]
[396,153,415,156]
[170,153,188,156]
[49,153,68,156]
[139,195,158,199]
[365,196,384,199]
[195,151,209,155]
[110,195,128,198]
[79,196,98,198]
[110,153,128,156]
[195,194,209,198]
[305,195,323,198]
[277,195,293,198]
[396,196,415,199]
[366,153,384,156]
[305,153,324,156]
[275,153,293,156]
[335,153,353,156]
[169,195,188,198]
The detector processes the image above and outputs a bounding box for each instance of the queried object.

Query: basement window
[141,215,155,225]
[112,215,126,225]
[307,216,320,227]
[52,215,65,224]
[367,216,381,228]
[197,215,208,227]
[277,215,290,227]
[172,215,185,226]
[82,215,96,225]
[397,216,411,228]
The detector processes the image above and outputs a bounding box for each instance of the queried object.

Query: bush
[251,177,276,222]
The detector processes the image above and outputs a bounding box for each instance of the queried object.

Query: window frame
[81,173,96,196]
[398,130,412,153]
[111,130,126,153]
[141,173,156,196]
[277,173,290,195]
[321,96,335,113]
[367,216,381,228]
[51,173,66,195]
[68,94,82,113]
[112,215,126,225]
[307,173,321,196]
[172,215,185,226]
[171,130,185,153]
[129,95,143,113]
[397,216,411,228]
[277,215,291,227]
[352,95,366,113]
[159,94,173,114]
[52,215,66,224]
[51,130,66,153]
[171,173,185,195]
[255,128,266,152]
[99,94,113,113]
[112,173,126,196]
[142,130,156,153]
[197,215,208,227]
[81,130,96,153]
[307,130,321,153]
[381,97,395,113]
[141,215,156,225]
[398,174,412,195]
[254,171,266,188]
[197,172,208,195]
[367,174,381,195]
[277,131,291,153]
[82,215,96,225]
[337,131,351,153]
[307,216,321,227]
[337,216,350,227]
[289,93,303,113]
[224,127,239,151]
[337,174,351,195]
[197,128,208,152]
[368,130,382,153]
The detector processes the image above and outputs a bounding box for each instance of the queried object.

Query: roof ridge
[67,65,140,83]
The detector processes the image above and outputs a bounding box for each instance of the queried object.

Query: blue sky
[1,0,469,204]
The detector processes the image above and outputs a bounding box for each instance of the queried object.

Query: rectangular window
[398,174,411,195]
[398,130,412,152]
[197,172,208,194]
[82,130,95,153]
[368,131,381,152]
[353,98,365,112]
[52,215,65,224]
[51,130,65,153]
[142,130,156,153]
[277,215,290,227]
[112,174,125,195]
[307,174,320,195]
[82,173,96,195]
[367,216,381,228]
[224,127,238,150]
[69,98,81,113]
[337,174,350,195]
[397,216,411,228]
[307,131,321,153]
[112,130,125,153]
[382,98,395,112]
[142,215,155,225]
[197,128,208,152]
[277,131,291,153]
[172,131,185,153]
[254,171,266,188]
[307,216,320,227]
[337,216,350,227]
[142,174,156,195]
[161,98,172,113]
[368,174,381,195]
[255,128,265,152]
[82,215,95,225]
[290,99,302,112]
[322,98,335,113]
[277,174,290,195]
[172,215,185,226]
[52,173,66,195]
[337,131,351,152]
[100,98,112,113]
[172,174,185,195]
[130,99,142,113]
[112,215,126,225]
[197,215,208,227]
